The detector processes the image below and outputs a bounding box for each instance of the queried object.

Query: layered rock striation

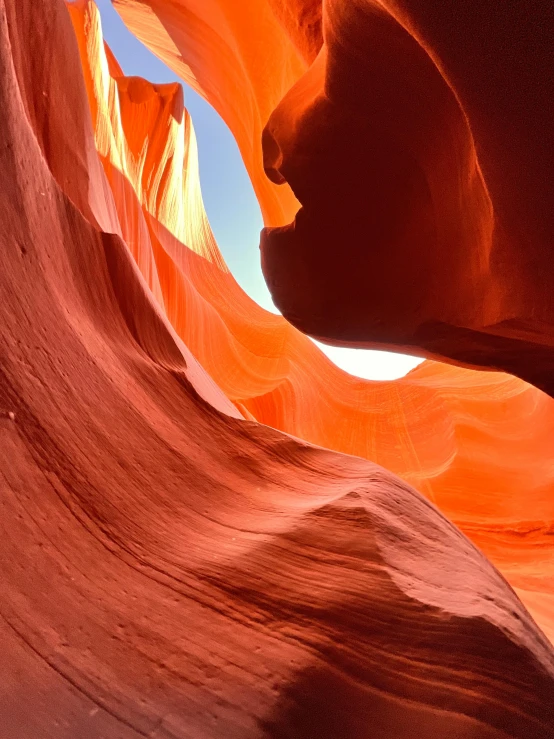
[1,0,554,736]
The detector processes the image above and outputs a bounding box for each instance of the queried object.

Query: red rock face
[67,0,554,646]
[1,0,554,736]
[260,0,554,393]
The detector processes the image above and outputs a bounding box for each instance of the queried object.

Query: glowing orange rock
[1,0,554,736]
[112,0,305,227]
[66,1,554,643]
[114,0,554,395]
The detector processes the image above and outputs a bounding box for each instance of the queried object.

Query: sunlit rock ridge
[1,0,553,737]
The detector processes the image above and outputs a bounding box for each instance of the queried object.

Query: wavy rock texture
[64,0,554,644]
[112,0,306,228]
[2,0,554,736]
[114,0,554,395]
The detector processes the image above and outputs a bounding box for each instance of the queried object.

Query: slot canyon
[1,0,553,736]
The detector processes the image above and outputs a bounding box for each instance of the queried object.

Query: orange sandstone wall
[1,0,554,735]
[114,0,554,395]
[67,0,554,642]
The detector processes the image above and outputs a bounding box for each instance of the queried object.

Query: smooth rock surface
[115,0,554,393]
[79,0,554,642]
[1,1,554,737]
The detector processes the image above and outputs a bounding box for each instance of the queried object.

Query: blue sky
[93,0,423,380]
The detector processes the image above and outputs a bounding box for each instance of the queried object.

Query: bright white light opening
[312,341,423,380]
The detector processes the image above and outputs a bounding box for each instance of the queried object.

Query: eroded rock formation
[1,0,554,736]
[114,0,554,394]
[70,0,554,643]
